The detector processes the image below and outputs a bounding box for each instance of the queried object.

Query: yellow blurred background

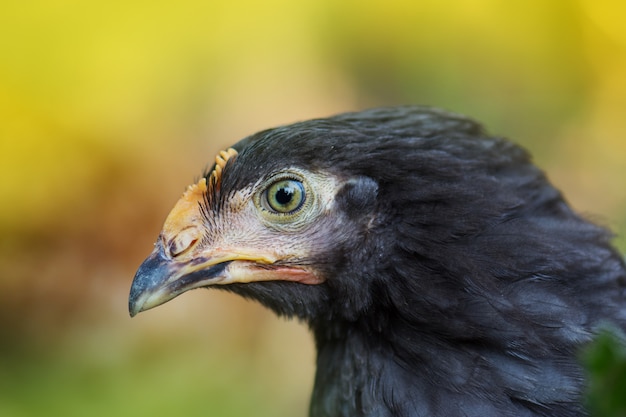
[1,1,625,416]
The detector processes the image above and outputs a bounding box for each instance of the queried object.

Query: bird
[129,106,626,417]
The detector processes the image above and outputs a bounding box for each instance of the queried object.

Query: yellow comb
[208,148,239,191]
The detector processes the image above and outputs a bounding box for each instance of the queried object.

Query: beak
[128,242,233,317]
[128,241,323,317]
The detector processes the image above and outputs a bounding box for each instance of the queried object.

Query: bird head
[128,115,387,321]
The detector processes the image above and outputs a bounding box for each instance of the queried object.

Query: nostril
[168,227,200,258]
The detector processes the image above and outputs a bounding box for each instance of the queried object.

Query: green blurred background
[1,1,625,416]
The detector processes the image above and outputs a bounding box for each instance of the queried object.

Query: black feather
[212,106,625,416]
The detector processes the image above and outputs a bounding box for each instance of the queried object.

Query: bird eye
[264,179,306,214]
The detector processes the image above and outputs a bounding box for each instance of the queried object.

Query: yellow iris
[265,179,305,214]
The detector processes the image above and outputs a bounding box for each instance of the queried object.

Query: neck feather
[309,319,587,417]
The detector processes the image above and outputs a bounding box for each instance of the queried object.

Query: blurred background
[1,0,625,416]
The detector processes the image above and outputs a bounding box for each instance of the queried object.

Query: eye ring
[263,178,306,214]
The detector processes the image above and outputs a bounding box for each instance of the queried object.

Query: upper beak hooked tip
[128,247,177,317]
[128,247,233,317]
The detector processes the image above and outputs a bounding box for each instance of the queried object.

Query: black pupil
[275,186,294,206]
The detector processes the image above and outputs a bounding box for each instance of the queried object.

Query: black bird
[129,106,626,416]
